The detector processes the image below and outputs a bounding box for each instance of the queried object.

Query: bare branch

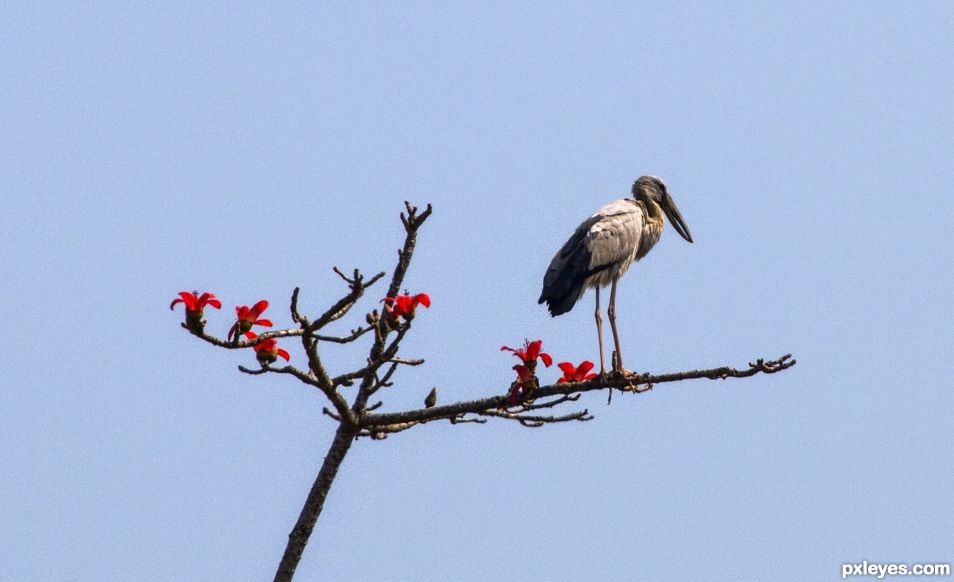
[307,269,386,334]
[361,354,796,428]
[387,357,424,366]
[477,408,594,427]
[290,287,303,324]
[237,362,355,424]
[274,423,359,582]
[357,421,422,440]
[184,324,304,349]
[449,416,487,425]
[313,325,374,344]
[376,362,400,389]
[333,326,409,389]
[522,393,582,410]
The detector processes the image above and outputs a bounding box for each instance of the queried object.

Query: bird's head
[632,176,693,243]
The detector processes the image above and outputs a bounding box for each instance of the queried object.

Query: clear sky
[2,2,952,581]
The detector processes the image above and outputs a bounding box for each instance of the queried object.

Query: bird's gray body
[539,197,663,316]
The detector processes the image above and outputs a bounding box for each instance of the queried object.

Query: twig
[238,363,355,424]
[477,408,593,427]
[313,325,374,344]
[387,357,424,366]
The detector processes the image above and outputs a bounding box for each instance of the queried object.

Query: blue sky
[2,2,952,580]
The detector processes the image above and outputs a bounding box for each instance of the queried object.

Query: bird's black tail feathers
[538,288,582,317]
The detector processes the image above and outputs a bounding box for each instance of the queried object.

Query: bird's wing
[539,199,645,315]
[541,199,642,291]
[541,214,600,291]
[582,199,644,272]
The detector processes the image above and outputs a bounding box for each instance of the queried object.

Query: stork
[538,176,693,376]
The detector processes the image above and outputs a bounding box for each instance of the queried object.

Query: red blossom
[500,339,553,371]
[246,331,290,365]
[382,292,431,321]
[513,364,533,383]
[508,364,536,405]
[556,360,598,383]
[229,300,273,341]
[170,291,222,331]
[170,291,222,313]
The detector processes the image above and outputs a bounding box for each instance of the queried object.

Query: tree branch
[184,325,304,348]
[237,363,355,424]
[313,325,374,344]
[173,200,797,582]
[361,354,796,428]
[273,423,359,582]
[306,269,385,333]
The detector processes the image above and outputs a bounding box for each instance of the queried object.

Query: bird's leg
[607,276,635,379]
[595,287,607,377]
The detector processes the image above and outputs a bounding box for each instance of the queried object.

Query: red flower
[513,364,533,383]
[246,331,290,365]
[556,360,598,383]
[382,293,430,321]
[229,300,273,341]
[500,339,553,372]
[508,364,536,405]
[170,291,222,313]
[170,291,222,331]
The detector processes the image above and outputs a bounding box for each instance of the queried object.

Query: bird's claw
[614,368,640,392]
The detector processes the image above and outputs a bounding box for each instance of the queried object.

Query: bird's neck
[645,199,663,221]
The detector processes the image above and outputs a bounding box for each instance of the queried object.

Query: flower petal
[526,340,541,360]
[249,300,269,319]
[500,346,516,352]
[539,352,553,367]
[196,292,222,310]
[557,362,577,376]
[176,291,198,310]
[169,298,183,310]
[584,373,598,380]
[228,323,238,341]
[576,361,595,377]
[414,293,431,308]
[277,348,290,361]
[254,318,273,327]
[512,364,532,382]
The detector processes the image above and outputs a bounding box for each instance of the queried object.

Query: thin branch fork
[313,325,375,344]
[272,201,433,582]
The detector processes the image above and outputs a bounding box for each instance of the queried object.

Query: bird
[538,176,693,376]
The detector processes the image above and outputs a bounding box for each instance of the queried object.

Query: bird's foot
[612,368,641,393]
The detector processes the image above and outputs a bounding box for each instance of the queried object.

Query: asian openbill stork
[538,176,693,375]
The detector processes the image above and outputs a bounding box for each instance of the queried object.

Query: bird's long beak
[662,193,693,243]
